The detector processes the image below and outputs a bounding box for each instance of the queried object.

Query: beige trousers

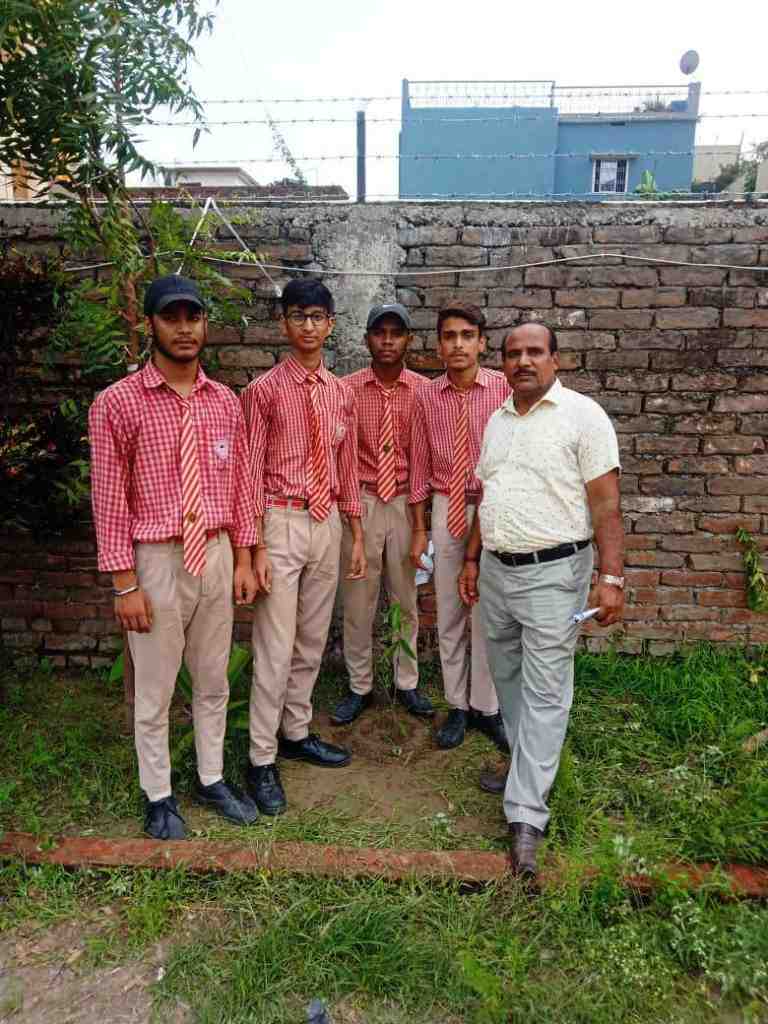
[431,492,498,715]
[249,504,342,766]
[342,491,419,695]
[128,533,234,802]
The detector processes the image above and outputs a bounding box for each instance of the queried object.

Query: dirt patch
[319,701,437,765]
[0,920,180,1024]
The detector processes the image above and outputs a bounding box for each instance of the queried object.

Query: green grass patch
[0,862,767,1023]
[0,645,766,865]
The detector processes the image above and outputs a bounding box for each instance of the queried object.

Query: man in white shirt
[459,322,625,880]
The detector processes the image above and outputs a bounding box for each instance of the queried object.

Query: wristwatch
[599,573,625,590]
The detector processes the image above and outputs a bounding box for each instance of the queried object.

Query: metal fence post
[356,109,366,203]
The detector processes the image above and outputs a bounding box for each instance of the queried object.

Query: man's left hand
[233,564,257,605]
[345,539,367,581]
[589,580,625,626]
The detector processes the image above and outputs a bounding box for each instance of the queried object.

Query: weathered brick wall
[2,200,767,664]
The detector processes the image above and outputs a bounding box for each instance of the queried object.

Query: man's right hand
[409,529,429,571]
[115,588,153,633]
[458,560,480,607]
[253,547,272,595]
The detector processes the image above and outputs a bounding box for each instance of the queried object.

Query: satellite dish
[679,50,700,76]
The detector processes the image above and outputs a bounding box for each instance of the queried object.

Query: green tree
[0,0,216,368]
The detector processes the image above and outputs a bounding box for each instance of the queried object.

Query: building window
[593,159,628,193]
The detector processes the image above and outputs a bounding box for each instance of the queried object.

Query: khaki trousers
[342,491,419,695]
[249,504,342,766]
[128,534,234,802]
[479,544,593,831]
[431,492,498,715]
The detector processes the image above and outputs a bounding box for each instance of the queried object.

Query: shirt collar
[438,368,493,391]
[502,376,562,417]
[361,366,412,389]
[283,354,331,385]
[141,359,211,395]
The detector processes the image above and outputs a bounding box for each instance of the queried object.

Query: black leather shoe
[330,689,373,725]
[245,763,287,816]
[278,733,351,767]
[509,822,544,880]
[144,795,187,840]
[436,708,467,749]
[193,779,259,825]
[479,767,508,795]
[470,710,510,753]
[395,687,435,718]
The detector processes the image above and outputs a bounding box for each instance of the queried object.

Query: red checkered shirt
[343,366,425,491]
[89,360,257,573]
[241,355,362,519]
[409,367,511,504]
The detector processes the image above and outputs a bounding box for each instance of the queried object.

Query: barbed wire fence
[121,83,768,203]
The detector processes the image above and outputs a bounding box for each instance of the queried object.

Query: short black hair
[281,278,335,315]
[503,323,558,357]
[437,300,487,337]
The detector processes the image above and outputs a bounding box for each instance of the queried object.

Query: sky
[133,0,768,197]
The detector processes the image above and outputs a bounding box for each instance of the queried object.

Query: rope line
[62,250,768,278]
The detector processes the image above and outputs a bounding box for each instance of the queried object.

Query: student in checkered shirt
[89,275,260,841]
[331,303,434,727]
[240,279,366,816]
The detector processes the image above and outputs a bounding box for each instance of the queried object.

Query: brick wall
[2,200,768,663]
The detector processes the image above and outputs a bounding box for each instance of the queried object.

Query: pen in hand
[572,607,601,625]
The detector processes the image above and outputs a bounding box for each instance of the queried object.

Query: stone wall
[2,199,768,664]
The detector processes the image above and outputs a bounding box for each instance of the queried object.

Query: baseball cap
[143,275,206,316]
[366,302,412,332]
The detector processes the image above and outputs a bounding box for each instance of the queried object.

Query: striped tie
[376,386,397,502]
[179,399,207,576]
[307,373,331,521]
[446,390,471,539]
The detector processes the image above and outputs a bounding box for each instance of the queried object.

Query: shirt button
[187,512,197,524]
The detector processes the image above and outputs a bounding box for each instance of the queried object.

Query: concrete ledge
[1,832,767,897]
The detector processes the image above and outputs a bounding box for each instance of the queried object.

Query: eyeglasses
[285,312,330,326]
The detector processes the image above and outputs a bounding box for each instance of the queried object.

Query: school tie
[179,399,207,576]
[446,389,471,540]
[376,386,397,503]
[307,373,331,521]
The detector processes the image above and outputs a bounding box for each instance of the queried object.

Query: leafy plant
[0,398,91,533]
[736,528,768,613]
[375,601,417,704]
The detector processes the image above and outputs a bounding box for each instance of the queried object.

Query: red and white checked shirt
[241,356,362,519]
[89,361,257,573]
[343,366,425,490]
[409,367,511,504]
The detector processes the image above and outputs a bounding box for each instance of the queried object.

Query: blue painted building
[398,80,700,199]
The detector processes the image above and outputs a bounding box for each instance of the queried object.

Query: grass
[0,644,767,1022]
[0,645,766,865]
[0,861,767,1022]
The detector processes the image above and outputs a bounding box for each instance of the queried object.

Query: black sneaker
[470,710,510,753]
[436,708,467,749]
[144,795,187,840]
[193,779,259,825]
[245,763,287,816]
[278,733,351,767]
[330,689,374,725]
[395,687,435,718]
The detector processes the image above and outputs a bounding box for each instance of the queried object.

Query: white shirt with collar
[476,377,620,555]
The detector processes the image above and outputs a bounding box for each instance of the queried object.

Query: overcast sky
[134,0,768,197]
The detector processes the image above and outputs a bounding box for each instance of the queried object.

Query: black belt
[489,539,590,568]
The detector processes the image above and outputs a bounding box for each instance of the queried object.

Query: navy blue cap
[143,275,206,316]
